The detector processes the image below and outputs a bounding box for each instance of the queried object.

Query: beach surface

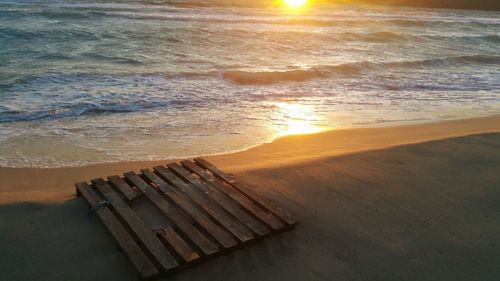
[1,115,500,280]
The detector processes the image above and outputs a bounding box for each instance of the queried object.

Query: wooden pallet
[76,158,297,280]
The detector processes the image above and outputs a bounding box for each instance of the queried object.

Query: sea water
[0,0,499,167]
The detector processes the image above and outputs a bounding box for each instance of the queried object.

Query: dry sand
[1,115,500,281]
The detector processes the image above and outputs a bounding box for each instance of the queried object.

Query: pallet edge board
[75,182,159,279]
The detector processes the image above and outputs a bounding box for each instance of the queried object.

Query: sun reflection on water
[273,102,326,136]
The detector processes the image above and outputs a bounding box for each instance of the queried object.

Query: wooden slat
[194,158,297,226]
[108,175,139,201]
[173,162,265,238]
[161,226,200,263]
[194,158,235,183]
[182,160,280,234]
[162,164,253,243]
[143,169,237,250]
[124,172,218,256]
[91,178,179,271]
[75,182,158,279]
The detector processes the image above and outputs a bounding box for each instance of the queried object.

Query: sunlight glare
[283,0,308,9]
[274,102,325,136]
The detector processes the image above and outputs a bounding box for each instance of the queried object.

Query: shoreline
[1,114,499,204]
[2,113,500,170]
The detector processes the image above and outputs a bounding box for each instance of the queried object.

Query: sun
[283,0,308,9]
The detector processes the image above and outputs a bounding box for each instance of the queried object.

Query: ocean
[0,0,499,167]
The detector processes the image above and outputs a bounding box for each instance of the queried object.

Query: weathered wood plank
[161,226,200,263]
[144,168,237,250]
[194,158,297,226]
[76,182,158,279]
[168,163,253,242]
[91,178,179,271]
[124,172,218,256]
[194,158,235,183]
[182,160,279,234]
[164,164,253,243]
[108,175,139,201]
[173,162,264,238]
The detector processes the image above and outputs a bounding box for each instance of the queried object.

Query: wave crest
[223,64,364,85]
[223,55,500,85]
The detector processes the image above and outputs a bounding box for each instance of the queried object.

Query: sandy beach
[2,0,499,279]
[0,115,499,280]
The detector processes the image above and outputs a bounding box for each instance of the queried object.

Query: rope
[87,200,110,221]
